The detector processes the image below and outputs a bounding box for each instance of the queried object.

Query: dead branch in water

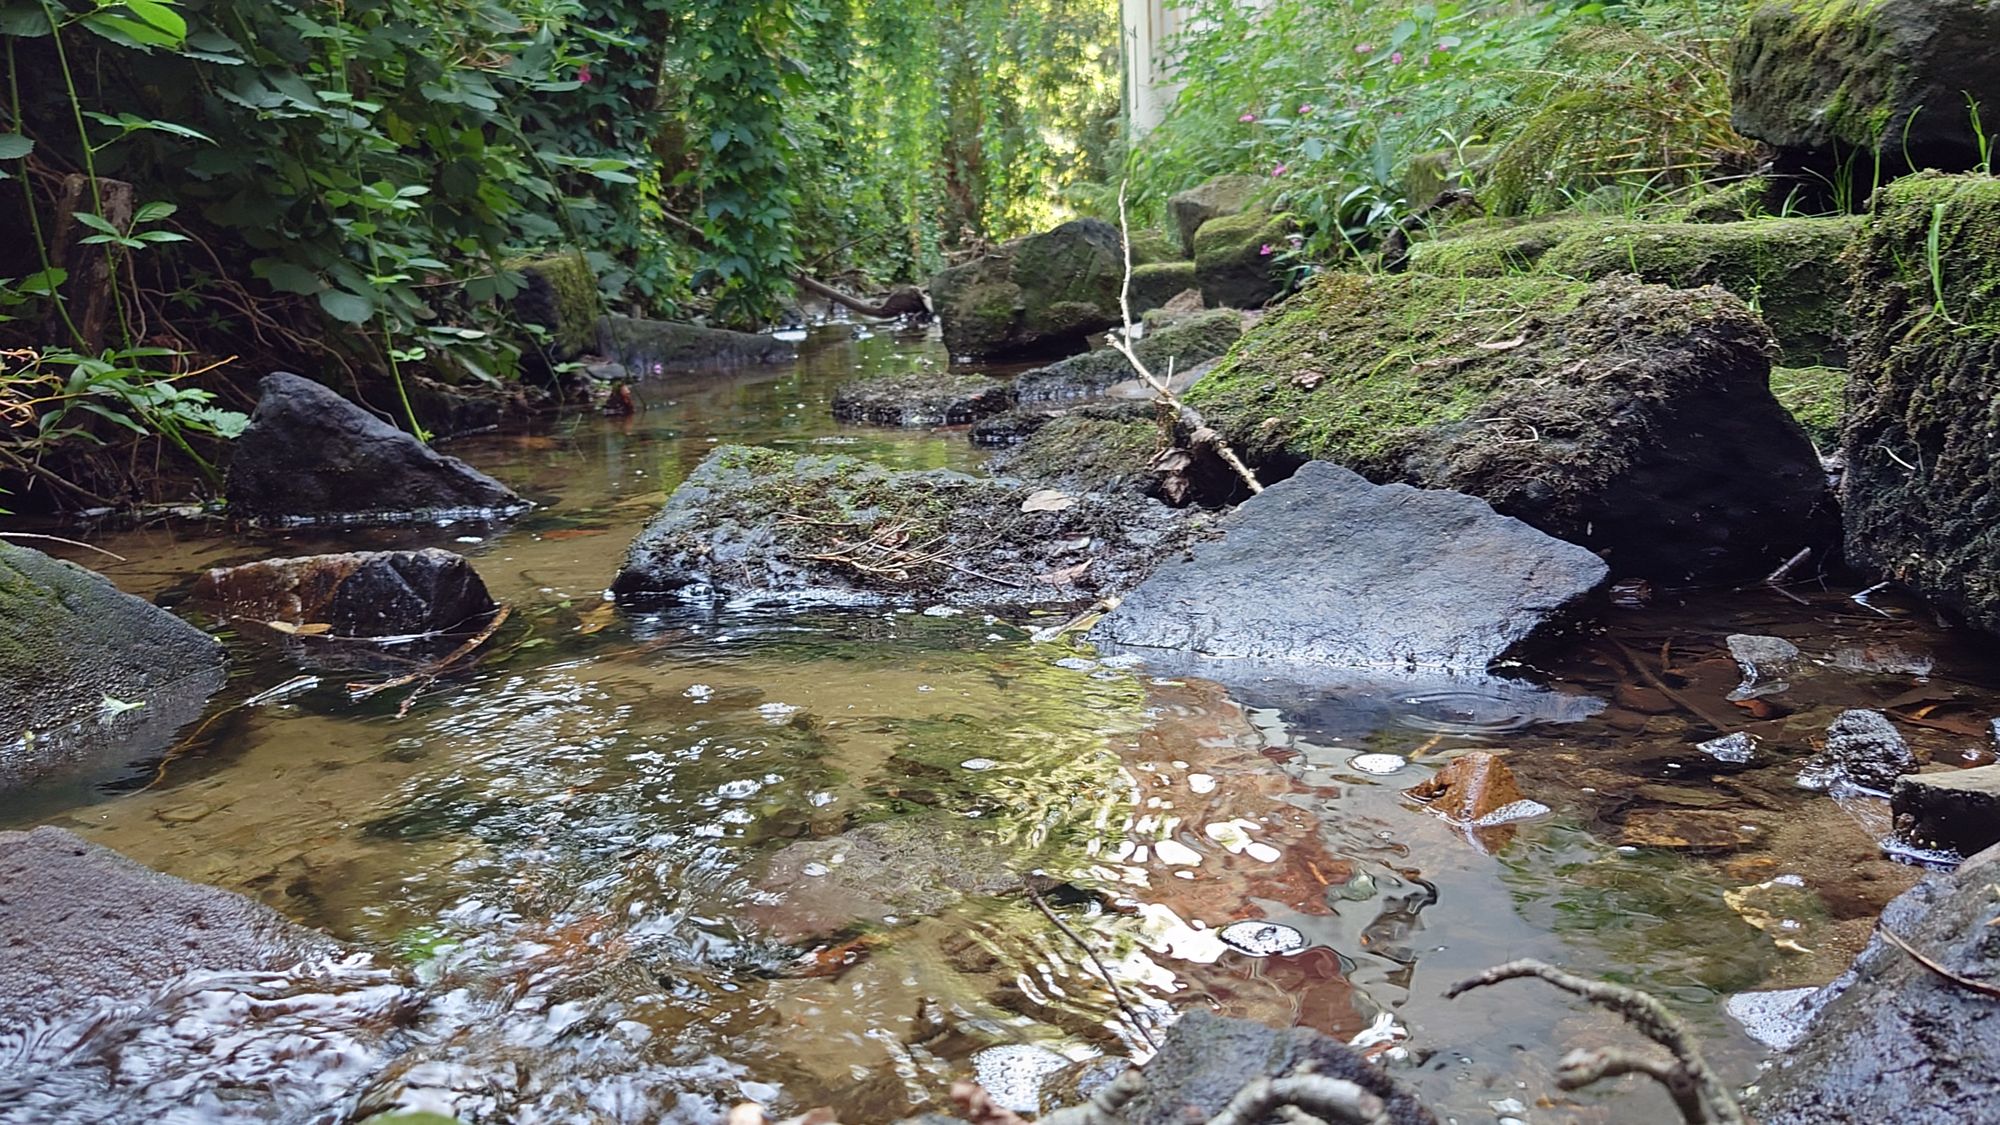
[1022,878,1160,1049]
[1446,959,1744,1124]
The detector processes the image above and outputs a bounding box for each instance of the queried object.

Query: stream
[6,321,2000,1124]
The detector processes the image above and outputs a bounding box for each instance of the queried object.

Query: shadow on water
[6,321,2000,1123]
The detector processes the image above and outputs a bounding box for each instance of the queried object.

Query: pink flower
[1355,42,1374,54]
[1390,51,1403,64]
[1270,163,1287,177]
[577,63,593,83]
[1259,244,1277,257]
[1239,112,1256,123]
[1298,103,1315,115]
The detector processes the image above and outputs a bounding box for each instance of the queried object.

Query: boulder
[596,314,796,374]
[1120,1009,1436,1125]
[1130,260,1197,314]
[830,372,1014,427]
[929,219,1128,361]
[1843,174,2000,635]
[0,542,226,790]
[1731,0,2000,176]
[191,548,498,638]
[1183,272,1837,582]
[1892,765,2000,857]
[1754,842,2000,1123]
[225,372,524,523]
[609,445,1198,606]
[1799,709,1919,793]
[1168,174,1265,257]
[1192,210,1296,308]
[1011,308,1242,403]
[510,252,598,378]
[1091,462,1607,674]
[995,403,1163,495]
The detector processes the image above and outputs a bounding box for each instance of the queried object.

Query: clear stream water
[5,321,1999,1124]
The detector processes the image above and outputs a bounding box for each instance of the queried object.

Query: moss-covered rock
[610,445,1197,605]
[1403,216,1604,277]
[1666,176,1780,223]
[1131,260,1197,313]
[997,402,1165,495]
[1842,173,2000,634]
[1402,145,1493,205]
[1772,365,1847,446]
[1193,210,1296,309]
[1128,229,1179,266]
[928,219,1127,361]
[1183,272,1835,582]
[1731,0,2000,175]
[511,252,598,361]
[596,314,796,373]
[1012,308,1243,403]
[830,371,1014,427]
[1168,174,1265,256]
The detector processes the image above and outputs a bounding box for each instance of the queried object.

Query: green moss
[1856,172,2000,332]
[1128,230,1178,265]
[1005,406,1164,493]
[1192,211,1296,308]
[511,251,599,357]
[1131,260,1197,312]
[1406,216,1610,277]
[1770,365,1847,444]
[1661,177,1779,223]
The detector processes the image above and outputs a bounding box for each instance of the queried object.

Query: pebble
[1217,920,1307,957]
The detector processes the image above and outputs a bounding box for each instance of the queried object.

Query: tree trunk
[43,173,135,353]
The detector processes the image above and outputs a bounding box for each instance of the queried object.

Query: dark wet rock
[831,371,1014,427]
[610,445,1200,606]
[1728,633,1803,699]
[405,373,508,438]
[511,252,598,378]
[1843,175,2000,637]
[1092,462,1607,674]
[1731,0,2000,176]
[969,405,1066,447]
[0,826,344,1031]
[1184,272,1836,583]
[1120,1009,1436,1125]
[1892,766,2000,857]
[191,549,498,638]
[1130,260,1196,314]
[1192,210,1295,309]
[1699,732,1761,764]
[1800,709,1919,793]
[996,403,1164,496]
[1169,174,1265,256]
[930,220,1127,361]
[1754,842,2000,1124]
[1,542,226,790]
[1011,308,1242,404]
[226,372,524,524]
[595,314,796,374]
[752,818,1026,942]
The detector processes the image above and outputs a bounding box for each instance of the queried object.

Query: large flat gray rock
[1092,462,1608,674]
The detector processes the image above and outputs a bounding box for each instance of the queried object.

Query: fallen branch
[1023,878,1160,1049]
[654,207,922,322]
[347,603,512,701]
[1875,921,2000,999]
[1763,546,1814,586]
[1205,1075,1388,1125]
[1446,959,1743,1125]
[1040,1068,1146,1125]
[0,531,126,562]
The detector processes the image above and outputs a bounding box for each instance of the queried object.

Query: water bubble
[1349,753,1406,775]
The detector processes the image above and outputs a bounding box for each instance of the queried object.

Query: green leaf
[79,11,180,49]
[0,134,32,160]
[71,211,123,236]
[253,260,321,295]
[0,3,52,35]
[318,288,376,324]
[133,201,176,223]
[122,0,187,40]
[134,230,189,242]
[16,267,65,295]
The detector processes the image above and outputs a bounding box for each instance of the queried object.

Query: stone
[1010,308,1242,404]
[1184,272,1836,583]
[1091,462,1608,674]
[1617,809,1766,852]
[0,542,226,790]
[1168,174,1265,256]
[1119,1009,1436,1125]
[1843,175,2000,637]
[595,314,797,374]
[225,372,524,524]
[751,818,1026,942]
[1192,210,1296,309]
[191,549,498,638]
[1130,260,1196,314]
[1731,0,2000,176]
[929,219,1128,361]
[609,445,1198,606]
[1727,633,1804,699]
[510,252,598,377]
[1800,709,1919,793]
[995,402,1163,495]
[1403,751,1526,823]
[1699,732,1761,764]
[1892,766,2000,857]
[1754,842,2000,1124]
[968,405,1065,447]
[830,371,1014,426]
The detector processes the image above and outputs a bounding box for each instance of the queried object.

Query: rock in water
[191,549,498,637]
[1754,842,2000,1124]
[225,372,523,523]
[830,371,1014,427]
[1182,272,1835,583]
[0,542,225,790]
[1092,462,1607,673]
[929,219,1127,361]
[1892,765,2000,858]
[1799,709,1919,793]
[1121,1009,1436,1125]
[1404,751,1530,823]
[596,314,797,373]
[1731,0,2000,176]
[1843,175,2000,636]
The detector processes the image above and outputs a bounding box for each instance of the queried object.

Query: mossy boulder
[1731,0,2000,175]
[1012,308,1243,403]
[1193,210,1296,309]
[1128,229,1179,266]
[1131,260,1197,313]
[1402,145,1493,205]
[1404,216,1606,277]
[1842,173,2000,634]
[0,543,227,789]
[596,314,796,374]
[997,402,1165,495]
[1183,272,1835,582]
[1772,365,1847,446]
[610,446,1196,605]
[1168,174,1265,256]
[510,252,598,363]
[928,219,1127,361]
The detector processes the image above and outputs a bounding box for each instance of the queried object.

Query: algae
[1771,365,1848,446]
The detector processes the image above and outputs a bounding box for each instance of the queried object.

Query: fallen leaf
[1036,559,1092,586]
[1021,488,1075,513]
[265,620,299,635]
[1292,369,1326,389]
[577,602,618,636]
[99,695,145,716]
[1476,335,1527,350]
[295,622,333,636]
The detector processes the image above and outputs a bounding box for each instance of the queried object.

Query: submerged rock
[225,372,524,524]
[1800,709,1919,793]
[610,445,1197,606]
[1892,765,2000,858]
[596,313,796,373]
[830,371,1013,427]
[929,219,1127,361]
[1728,633,1803,699]
[1011,308,1242,403]
[1092,462,1608,674]
[191,548,498,638]
[1731,0,2000,176]
[752,818,1026,942]
[1,542,226,790]
[1754,841,2000,1124]
[1121,1009,1436,1125]
[1843,175,2000,636]
[1169,174,1265,256]
[1192,210,1295,309]
[1183,272,1835,582]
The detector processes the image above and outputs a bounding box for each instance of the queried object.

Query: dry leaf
[1021,488,1075,513]
[577,601,618,636]
[1037,559,1092,586]
[265,620,299,635]
[1292,369,1326,389]
[295,622,333,636]
[1476,334,1527,350]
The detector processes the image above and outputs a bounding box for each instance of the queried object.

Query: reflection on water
[5,322,2000,1123]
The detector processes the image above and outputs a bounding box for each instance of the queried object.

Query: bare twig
[1446,959,1744,1124]
[1040,1068,1147,1125]
[346,603,512,700]
[1763,546,1813,586]
[0,532,126,561]
[1205,1075,1388,1125]
[1023,879,1160,1049]
[1875,921,2000,999]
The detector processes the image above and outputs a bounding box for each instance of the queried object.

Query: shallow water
[6,322,2000,1124]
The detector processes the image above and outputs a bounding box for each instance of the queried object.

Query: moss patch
[1405,216,1609,277]
[1192,210,1296,308]
[1771,365,1847,445]
[1131,260,1197,313]
[1001,403,1166,494]
[511,252,599,358]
